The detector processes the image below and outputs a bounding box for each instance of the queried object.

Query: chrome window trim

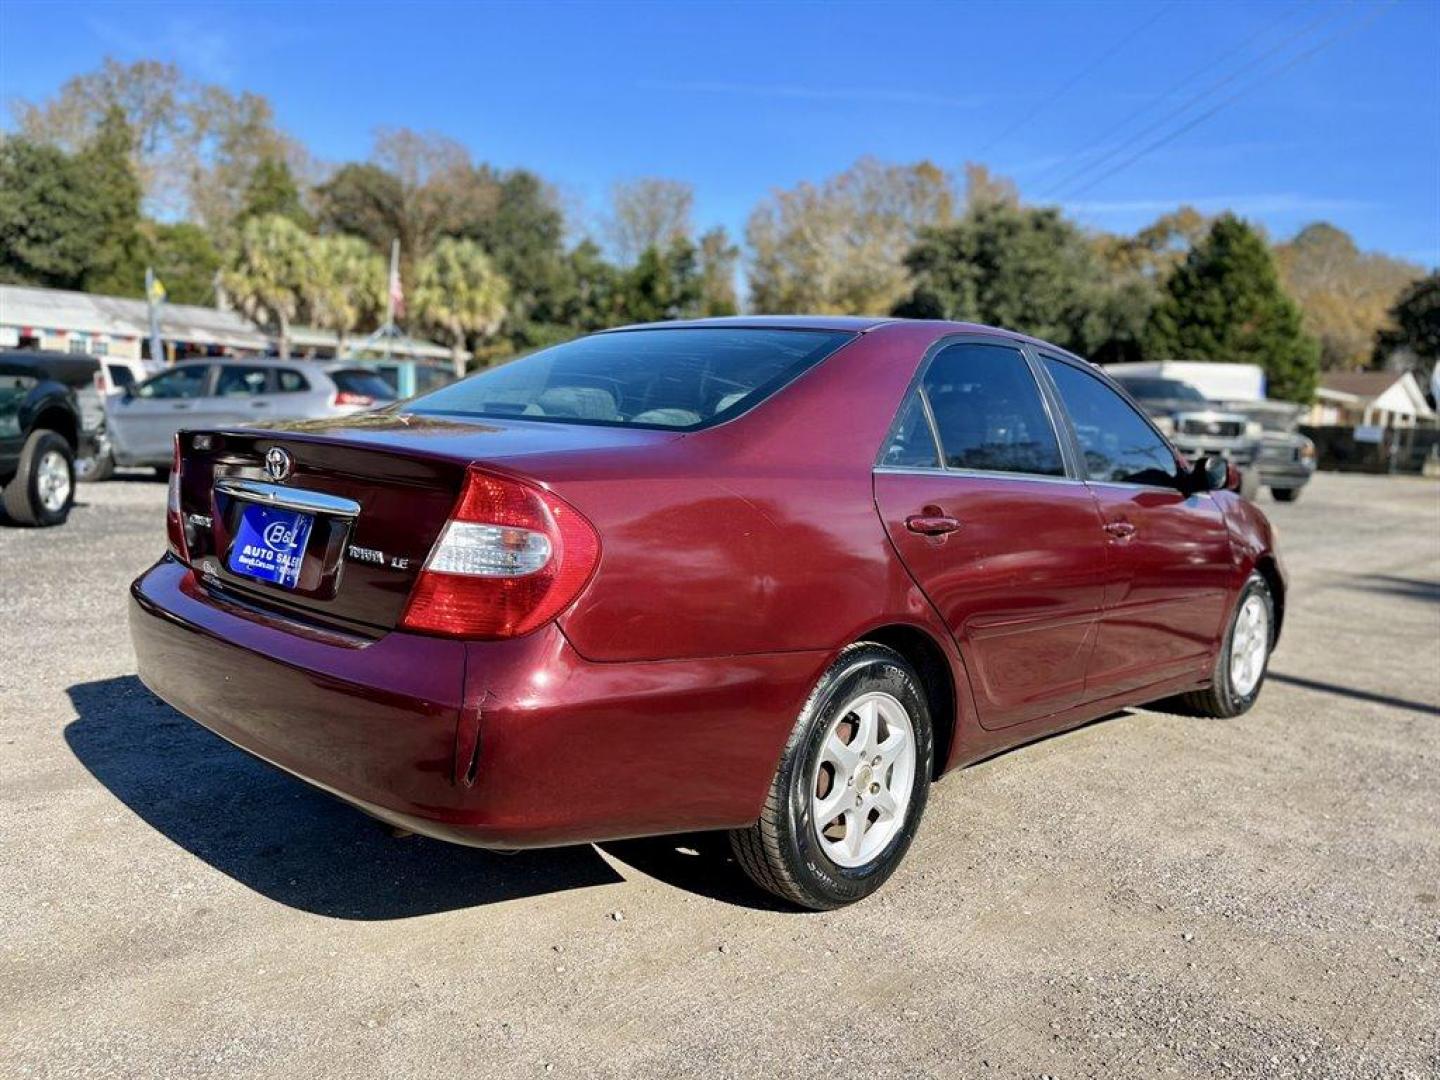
[214,478,362,518]
[874,464,1087,487]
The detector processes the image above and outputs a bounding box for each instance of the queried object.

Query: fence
[1300,425,1440,474]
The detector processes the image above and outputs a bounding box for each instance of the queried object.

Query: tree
[1275,223,1424,370]
[616,241,703,324]
[1373,272,1440,372]
[746,157,955,314]
[0,139,106,288]
[607,178,694,265]
[413,238,510,375]
[308,235,385,354]
[0,113,143,294]
[11,57,302,230]
[696,227,740,317]
[142,222,221,305]
[895,201,1110,356]
[222,214,315,357]
[76,106,145,296]
[1144,215,1320,402]
[240,156,309,227]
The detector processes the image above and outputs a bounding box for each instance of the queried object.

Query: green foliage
[241,157,309,227]
[1373,271,1440,366]
[895,202,1110,355]
[1145,215,1320,402]
[413,238,510,374]
[0,110,144,295]
[222,213,315,355]
[143,222,221,305]
[308,235,385,347]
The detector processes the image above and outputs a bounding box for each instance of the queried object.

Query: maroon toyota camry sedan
[130,317,1284,909]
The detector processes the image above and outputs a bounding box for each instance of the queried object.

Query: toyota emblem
[264,447,293,481]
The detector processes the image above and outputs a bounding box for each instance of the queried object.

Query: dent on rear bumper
[129,559,827,848]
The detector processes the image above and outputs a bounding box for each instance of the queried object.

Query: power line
[1061,1,1397,202]
[1026,2,1300,193]
[1042,2,1346,201]
[975,2,1175,159]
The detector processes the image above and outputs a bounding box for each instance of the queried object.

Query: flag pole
[145,267,166,367]
[384,238,401,363]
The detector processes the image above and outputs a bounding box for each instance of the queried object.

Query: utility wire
[1061,1,1396,202]
[1043,2,1347,200]
[1026,2,1300,193]
[975,2,1175,159]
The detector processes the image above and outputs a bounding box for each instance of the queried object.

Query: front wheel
[2,430,75,527]
[1169,572,1274,718]
[75,446,115,483]
[730,643,933,909]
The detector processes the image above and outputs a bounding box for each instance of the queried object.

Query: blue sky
[2,0,1437,267]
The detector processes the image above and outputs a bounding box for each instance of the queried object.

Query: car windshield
[406,327,855,430]
[1115,377,1208,404]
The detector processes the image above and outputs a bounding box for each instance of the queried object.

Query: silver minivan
[102,358,397,472]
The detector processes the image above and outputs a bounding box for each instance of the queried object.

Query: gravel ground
[2,470,1438,1079]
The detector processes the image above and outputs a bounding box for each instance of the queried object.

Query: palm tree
[309,235,385,356]
[222,214,313,357]
[414,238,510,377]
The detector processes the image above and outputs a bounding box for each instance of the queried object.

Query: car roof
[168,356,333,370]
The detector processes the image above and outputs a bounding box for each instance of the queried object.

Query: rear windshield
[406,328,855,430]
[330,369,398,400]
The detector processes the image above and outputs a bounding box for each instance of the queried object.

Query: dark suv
[0,350,92,526]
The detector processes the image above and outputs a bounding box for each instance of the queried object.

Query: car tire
[1271,487,1300,503]
[730,642,934,910]
[75,447,115,483]
[2,430,75,527]
[1168,572,1274,719]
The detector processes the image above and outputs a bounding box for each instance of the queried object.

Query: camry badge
[264,447,293,482]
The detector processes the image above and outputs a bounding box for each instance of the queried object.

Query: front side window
[215,366,271,397]
[1044,358,1179,487]
[920,342,1065,477]
[136,365,210,400]
[408,328,855,430]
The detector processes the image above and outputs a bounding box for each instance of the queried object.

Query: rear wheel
[1169,572,1273,718]
[2,430,75,526]
[1271,487,1300,503]
[730,643,933,909]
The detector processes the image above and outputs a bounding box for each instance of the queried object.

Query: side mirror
[121,383,135,401]
[1188,454,1230,493]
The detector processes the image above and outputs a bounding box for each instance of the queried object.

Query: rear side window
[920,343,1064,477]
[880,391,941,468]
[276,369,312,393]
[408,328,854,430]
[215,366,271,397]
[1043,358,1179,487]
[329,369,396,400]
[105,364,135,388]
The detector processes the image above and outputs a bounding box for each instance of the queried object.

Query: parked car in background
[101,358,397,473]
[130,317,1285,909]
[1106,374,1263,497]
[75,356,161,482]
[1244,400,1317,502]
[0,349,92,525]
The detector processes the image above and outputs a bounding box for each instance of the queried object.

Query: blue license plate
[227,503,314,589]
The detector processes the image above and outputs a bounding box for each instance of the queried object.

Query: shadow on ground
[64,676,781,916]
[63,676,634,919]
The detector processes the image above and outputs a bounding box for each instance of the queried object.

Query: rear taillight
[333,391,375,407]
[400,468,600,639]
[165,434,187,561]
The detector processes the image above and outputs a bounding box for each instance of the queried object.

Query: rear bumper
[129,559,824,848]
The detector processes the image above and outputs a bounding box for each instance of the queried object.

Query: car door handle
[250,400,271,408]
[906,515,962,536]
[1104,521,1137,538]
[171,403,192,410]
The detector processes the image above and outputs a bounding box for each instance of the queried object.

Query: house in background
[1307,370,1436,430]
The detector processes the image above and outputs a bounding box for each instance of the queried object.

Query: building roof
[0,283,270,351]
[1318,371,1404,400]
[289,325,462,362]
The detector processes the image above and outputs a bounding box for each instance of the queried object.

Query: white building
[1306,371,1436,429]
